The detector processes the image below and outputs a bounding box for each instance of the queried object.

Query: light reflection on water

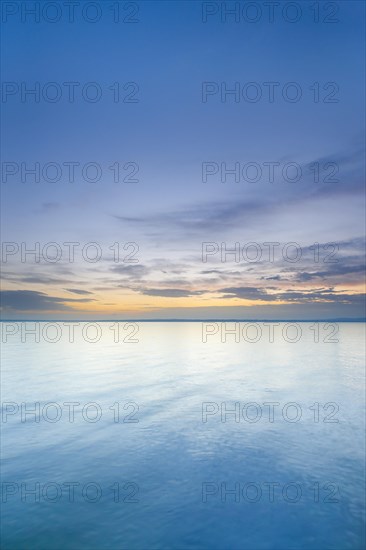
[1,322,365,549]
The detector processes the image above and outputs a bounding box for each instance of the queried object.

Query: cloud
[201,269,243,277]
[1,291,94,311]
[1,272,76,285]
[140,288,207,298]
[65,288,93,295]
[219,286,366,305]
[261,275,282,281]
[303,145,365,199]
[114,198,270,237]
[111,264,150,279]
[220,287,279,301]
[295,263,365,282]
[112,144,365,241]
[150,259,188,274]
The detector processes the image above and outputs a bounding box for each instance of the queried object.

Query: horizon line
[1,318,365,323]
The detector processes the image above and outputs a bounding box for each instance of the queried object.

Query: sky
[1,0,365,320]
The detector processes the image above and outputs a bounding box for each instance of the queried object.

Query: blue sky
[1,0,365,319]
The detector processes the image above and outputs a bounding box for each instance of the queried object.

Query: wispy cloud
[65,288,93,295]
[219,286,365,305]
[140,288,207,298]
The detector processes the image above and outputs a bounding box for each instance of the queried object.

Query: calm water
[1,322,365,549]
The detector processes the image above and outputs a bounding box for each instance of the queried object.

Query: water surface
[1,322,365,549]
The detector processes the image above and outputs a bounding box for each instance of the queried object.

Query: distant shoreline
[1,319,365,323]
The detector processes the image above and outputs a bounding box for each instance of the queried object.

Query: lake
[1,322,365,549]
